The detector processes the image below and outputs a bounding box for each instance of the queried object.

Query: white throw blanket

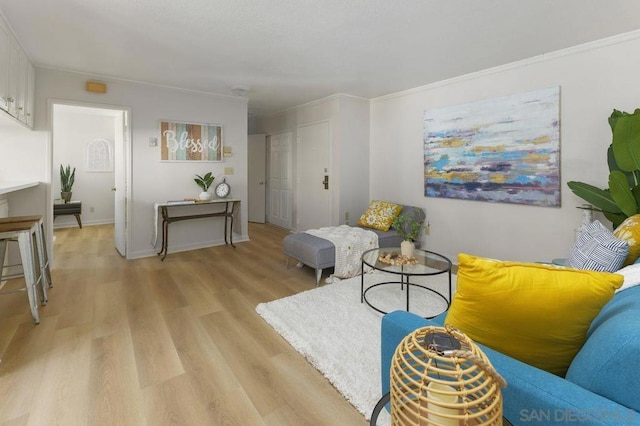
[305,225,378,279]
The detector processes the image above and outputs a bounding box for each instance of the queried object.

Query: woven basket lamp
[390,324,507,425]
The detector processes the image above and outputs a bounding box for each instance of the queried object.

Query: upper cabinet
[0,19,34,129]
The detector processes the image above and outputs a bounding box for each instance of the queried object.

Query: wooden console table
[155,199,240,261]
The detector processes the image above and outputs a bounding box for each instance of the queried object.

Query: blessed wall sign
[160,120,223,162]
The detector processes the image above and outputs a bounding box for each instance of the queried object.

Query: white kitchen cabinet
[25,60,34,127]
[16,48,27,123]
[0,18,34,128]
[0,22,9,111]
[7,35,19,118]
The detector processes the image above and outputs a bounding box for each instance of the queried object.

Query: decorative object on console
[215,178,231,198]
[446,253,622,376]
[392,207,425,257]
[567,220,629,272]
[194,172,214,201]
[567,108,640,228]
[389,324,505,425]
[160,120,223,162]
[59,164,75,203]
[357,200,402,232]
[424,86,560,207]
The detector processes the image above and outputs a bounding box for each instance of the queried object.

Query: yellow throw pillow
[614,214,640,266]
[445,253,623,377]
[357,200,402,231]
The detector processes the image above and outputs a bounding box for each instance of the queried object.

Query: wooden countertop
[0,181,39,195]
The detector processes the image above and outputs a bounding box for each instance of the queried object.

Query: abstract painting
[423,87,560,207]
[160,120,223,162]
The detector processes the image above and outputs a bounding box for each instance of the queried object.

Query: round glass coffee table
[360,247,452,319]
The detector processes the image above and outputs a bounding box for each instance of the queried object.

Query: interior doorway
[51,102,131,256]
[267,130,293,229]
[247,134,266,223]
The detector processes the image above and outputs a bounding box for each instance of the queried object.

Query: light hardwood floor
[0,223,367,425]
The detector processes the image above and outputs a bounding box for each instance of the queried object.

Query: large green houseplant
[567,109,640,228]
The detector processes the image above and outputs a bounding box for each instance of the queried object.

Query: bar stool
[0,218,50,324]
[0,215,53,295]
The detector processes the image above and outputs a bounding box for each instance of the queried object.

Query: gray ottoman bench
[283,205,425,285]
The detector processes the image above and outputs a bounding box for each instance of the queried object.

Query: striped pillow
[567,220,629,272]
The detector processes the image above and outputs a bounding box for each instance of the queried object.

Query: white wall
[33,68,248,258]
[52,107,116,228]
[255,94,370,229]
[369,33,640,263]
[0,115,48,223]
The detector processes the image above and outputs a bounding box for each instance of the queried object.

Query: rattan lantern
[389,324,507,425]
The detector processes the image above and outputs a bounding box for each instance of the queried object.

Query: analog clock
[215,178,231,198]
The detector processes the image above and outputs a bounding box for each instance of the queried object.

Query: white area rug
[256,271,456,422]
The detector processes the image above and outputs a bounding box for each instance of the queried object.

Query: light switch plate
[149,137,158,147]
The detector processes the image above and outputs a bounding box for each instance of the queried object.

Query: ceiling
[2,1,640,117]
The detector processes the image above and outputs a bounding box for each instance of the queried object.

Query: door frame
[47,98,132,258]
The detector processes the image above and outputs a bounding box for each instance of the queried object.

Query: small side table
[53,200,82,228]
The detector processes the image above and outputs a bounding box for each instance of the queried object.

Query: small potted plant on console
[194,172,215,201]
[60,164,76,203]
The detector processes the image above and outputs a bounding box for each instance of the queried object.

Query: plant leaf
[612,112,640,172]
[609,170,637,217]
[567,181,621,213]
[608,145,637,187]
[603,211,626,229]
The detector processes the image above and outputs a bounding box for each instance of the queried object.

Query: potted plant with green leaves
[567,108,640,228]
[60,164,76,203]
[194,172,215,201]
[392,210,424,257]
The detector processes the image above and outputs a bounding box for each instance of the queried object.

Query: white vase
[400,240,415,257]
[198,191,211,201]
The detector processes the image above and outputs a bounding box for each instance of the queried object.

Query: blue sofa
[381,285,640,425]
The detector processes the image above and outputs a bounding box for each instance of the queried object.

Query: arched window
[86,139,113,172]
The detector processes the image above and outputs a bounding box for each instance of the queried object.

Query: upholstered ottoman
[283,205,425,285]
[283,232,336,285]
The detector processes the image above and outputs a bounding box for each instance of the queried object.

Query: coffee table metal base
[361,275,450,319]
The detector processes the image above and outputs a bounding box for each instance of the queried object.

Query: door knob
[259,181,265,185]
[111,187,116,191]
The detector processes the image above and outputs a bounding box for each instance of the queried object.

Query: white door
[297,121,330,231]
[113,110,127,256]
[268,131,292,229]
[248,134,266,223]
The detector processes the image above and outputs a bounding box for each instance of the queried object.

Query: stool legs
[16,230,41,324]
[32,220,52,300]
[0,219,50,325]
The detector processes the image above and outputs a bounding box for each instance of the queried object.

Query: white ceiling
[2,1,640,117]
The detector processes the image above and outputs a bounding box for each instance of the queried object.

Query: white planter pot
[198,191,212,201]
[400,240,415,258]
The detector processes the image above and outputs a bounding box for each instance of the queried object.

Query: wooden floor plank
[88,329,144,426]
[26,323,93,426]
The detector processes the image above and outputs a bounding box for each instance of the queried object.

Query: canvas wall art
[160,120,223,162]
[423,87,560,207]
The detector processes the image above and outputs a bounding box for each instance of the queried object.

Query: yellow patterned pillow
[445,253,622,376]
[614,214,640,266]
[357,200,402,231]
